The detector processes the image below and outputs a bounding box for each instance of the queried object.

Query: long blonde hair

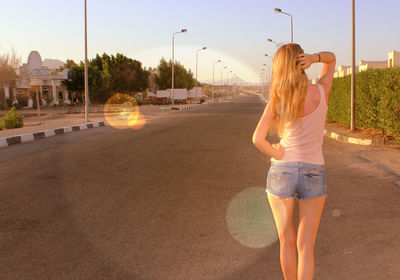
[269,43,309,137]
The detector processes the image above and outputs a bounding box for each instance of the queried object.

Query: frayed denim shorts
[266,161,327,200]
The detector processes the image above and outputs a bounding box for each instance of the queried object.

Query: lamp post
[220,66,227,99]
[274,8,293,43]
[263,63,270,94]
[226,70,232,99]
[264,54,272,90]
[195,47,207,102]
[212,59,221,101]
[171,28,187,106]
[84,0,89,121]
[261,69,265,97]
[351,0,355,131]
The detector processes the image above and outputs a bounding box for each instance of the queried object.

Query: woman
[252,44,336,280]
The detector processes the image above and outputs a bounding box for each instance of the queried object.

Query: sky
[0,0,399,84]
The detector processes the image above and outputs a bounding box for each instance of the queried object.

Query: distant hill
[42,59,65,69]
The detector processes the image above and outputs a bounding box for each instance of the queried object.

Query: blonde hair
[269,43,309,137]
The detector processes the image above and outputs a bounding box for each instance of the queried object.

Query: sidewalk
[324,120,399,148]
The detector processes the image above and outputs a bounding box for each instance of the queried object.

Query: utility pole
[351,0,356,131]
[84,0,89,122]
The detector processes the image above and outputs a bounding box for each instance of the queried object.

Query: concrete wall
[359,60,387,72]
[169,89,187,100]
[188,87,203,98]
[156,90,170,98]
[346,66,359,75]
[388,50,400,67]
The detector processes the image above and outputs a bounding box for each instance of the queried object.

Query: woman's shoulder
[306,84,321,102]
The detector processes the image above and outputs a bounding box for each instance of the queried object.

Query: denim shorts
[266,161,327,200]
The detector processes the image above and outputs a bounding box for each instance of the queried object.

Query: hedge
[327,67,400,136]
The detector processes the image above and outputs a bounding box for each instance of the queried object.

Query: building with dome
[4,51,71,107]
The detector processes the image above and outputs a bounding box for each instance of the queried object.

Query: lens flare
[226,187,278,248]
[104,94,146,130]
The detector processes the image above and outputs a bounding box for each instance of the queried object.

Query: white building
[188,87,204,98]
[359,60,387,72]
[156,89,188,100]
[346,66,359,76]
[337,65,351,77]
[169,89,187,100]
[6,51,71,107]
[388,50,400,67]
[333,49,399,78]
[156,90,170,98]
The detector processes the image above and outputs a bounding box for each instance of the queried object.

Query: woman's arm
[297,51,336,100]
[252,101,284,160]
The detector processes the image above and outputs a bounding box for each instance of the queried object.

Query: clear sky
[0,0,399,84]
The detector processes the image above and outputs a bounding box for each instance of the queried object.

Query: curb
[0,121,105,148]
[161,103,205,111]
[171,104,204,110]
[324,129,372,146]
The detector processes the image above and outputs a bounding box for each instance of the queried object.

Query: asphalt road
[1,93,400,280]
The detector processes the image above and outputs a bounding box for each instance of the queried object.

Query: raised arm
[297,51,336,101]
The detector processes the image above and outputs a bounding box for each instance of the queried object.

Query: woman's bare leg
[267,193,297,280]
[297,195,326,280]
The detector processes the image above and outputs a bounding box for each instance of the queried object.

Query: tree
[154,58,197,90]
[64,53,150,103]
[0,50,20,109]
[63,62,102,102]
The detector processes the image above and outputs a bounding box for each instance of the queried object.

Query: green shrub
[134,98,145,106]
[0,106,24,130]
[328,67,400,136]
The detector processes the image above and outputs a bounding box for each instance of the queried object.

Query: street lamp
[212,59,221,101]
[263,63,270,90]
[261,69,265,97]
[267,38,282,47]
[274,8,293,43]
[171,28,187,106]
[195,47,207,102]
[220,66,227,99]
[264,54,272,88]
[84,0,90,121]
[226,70,232,99]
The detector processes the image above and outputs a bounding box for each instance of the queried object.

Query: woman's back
[271,83,328,165]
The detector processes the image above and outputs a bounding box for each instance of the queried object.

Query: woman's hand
[297,54,317,70]
[272,143,284,160]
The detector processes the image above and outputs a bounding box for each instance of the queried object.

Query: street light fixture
[267,38,282,47]
[212,59,221,101]
[171,28,187,106]
[195,47,207,102]
[274,8,293,43]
